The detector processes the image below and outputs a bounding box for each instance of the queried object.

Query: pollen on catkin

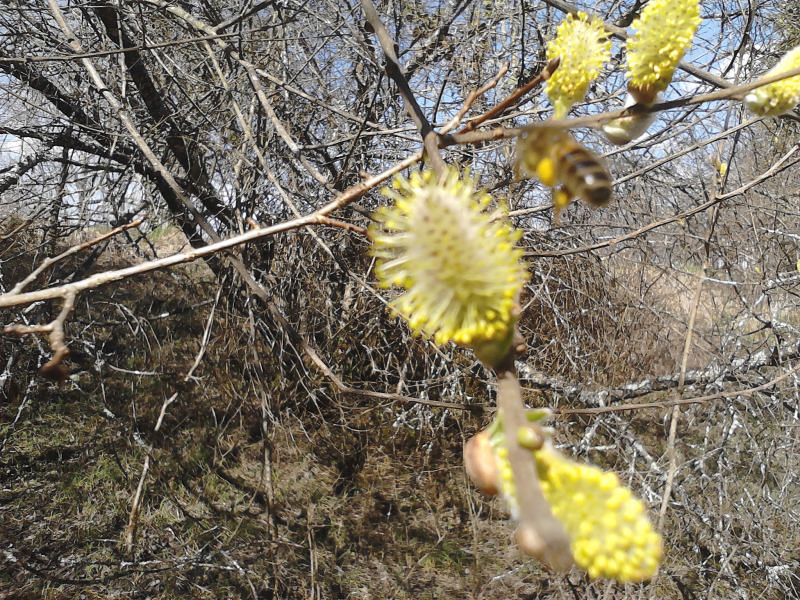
[534,446,663,582]
[625,0,701,103]
[368,168,529,355]
[744,45,800,116]
[465,412,662,582]
[545,12,611,118]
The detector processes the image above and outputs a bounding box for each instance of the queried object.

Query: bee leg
[536,157,557,187]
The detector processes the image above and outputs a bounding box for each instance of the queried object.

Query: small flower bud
[517,425,545,451]
[602,92,661,145]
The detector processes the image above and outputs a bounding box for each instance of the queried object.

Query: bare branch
[360,0,446,176]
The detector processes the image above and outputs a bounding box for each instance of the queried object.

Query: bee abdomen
[560,149,612,207]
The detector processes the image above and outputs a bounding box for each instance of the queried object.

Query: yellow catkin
[467,413,663,582]
[744,45,800,116]
[535,447,662,581]
[369,168,528,362]
[545,13,611,117]
[625,0,701,103]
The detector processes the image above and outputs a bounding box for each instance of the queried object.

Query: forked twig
[4,291,75,381]
[361,0,446,176]
[2,220,144,379]
[440,62,510,134]
[455,57,560,134]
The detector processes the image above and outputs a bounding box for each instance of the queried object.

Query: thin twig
[440,62,511,134]
[360,0,446,176]
[657,260,705,532]
[455,58,560,134]
[124,453,150,555]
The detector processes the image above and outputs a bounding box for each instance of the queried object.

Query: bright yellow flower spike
[545,13,611,118]
[535,447,663,581]
[744,45,800,116]
[369,168,528,363]
[625,0,701,103]
[465,412,662,583]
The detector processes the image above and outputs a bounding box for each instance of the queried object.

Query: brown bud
[627,81,660,105]
[464,432,499,496]
[38,348,70,382]
[516,523,547,559]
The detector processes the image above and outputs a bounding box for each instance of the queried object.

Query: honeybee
[515,126,612,222]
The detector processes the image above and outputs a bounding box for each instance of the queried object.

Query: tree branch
[495,356,573,570]
[360,0,445,176]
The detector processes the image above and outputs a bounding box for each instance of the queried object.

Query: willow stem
[495,357,573,570]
